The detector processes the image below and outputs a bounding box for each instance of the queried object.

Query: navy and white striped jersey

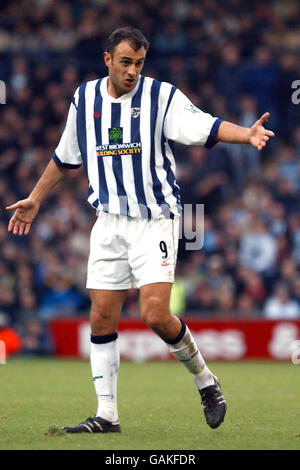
[53,75,222,219]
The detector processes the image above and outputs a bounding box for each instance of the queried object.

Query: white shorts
[86,211,179,290]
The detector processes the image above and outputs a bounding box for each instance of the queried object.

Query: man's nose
[128,64,137,76]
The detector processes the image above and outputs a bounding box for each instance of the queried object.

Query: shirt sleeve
[52,88,82,169]
[163,88,222,148]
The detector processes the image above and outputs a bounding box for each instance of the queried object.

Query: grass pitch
[0,357,299,450]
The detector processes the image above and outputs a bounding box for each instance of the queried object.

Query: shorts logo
[109,127,123,145]
[131,107,141,118]
[161,260,170,266]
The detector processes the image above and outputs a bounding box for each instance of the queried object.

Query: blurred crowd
[1,0,300,352]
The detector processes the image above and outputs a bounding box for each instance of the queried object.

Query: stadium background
[0,0,300,358]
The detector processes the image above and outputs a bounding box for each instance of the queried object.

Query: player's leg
[63,289,126,434]
[89,289,127,424]
[130,208,227,429]
[140,282,226,429]
[63,212,130,433]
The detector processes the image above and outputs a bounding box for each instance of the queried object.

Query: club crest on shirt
[131,107,141,118]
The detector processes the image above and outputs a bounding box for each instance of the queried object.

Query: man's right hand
[6,198,40,236]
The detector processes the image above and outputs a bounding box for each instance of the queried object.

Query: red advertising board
[49,317,300,362]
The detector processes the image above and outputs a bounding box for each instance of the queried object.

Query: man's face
[104,40,146,98]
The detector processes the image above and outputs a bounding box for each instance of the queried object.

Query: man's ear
[103,51,112,68]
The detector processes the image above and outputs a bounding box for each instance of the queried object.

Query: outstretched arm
[6,159,68,236]
[216,112,275,150]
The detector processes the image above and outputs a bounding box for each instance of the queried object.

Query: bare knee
[89,290,126,335]
[140,294,182,342]
[91,300,112,321]
[140,296,169,330]
[91,309,116,336]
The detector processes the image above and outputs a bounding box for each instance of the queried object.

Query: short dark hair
[106,26,150,55]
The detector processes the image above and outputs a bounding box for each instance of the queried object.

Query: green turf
[0,357,299,450]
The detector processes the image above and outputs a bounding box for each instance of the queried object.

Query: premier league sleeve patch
[184,102,201,114]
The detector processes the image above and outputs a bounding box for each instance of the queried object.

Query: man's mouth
[124,78,135,86]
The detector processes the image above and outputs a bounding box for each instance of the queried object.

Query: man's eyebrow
[120,56,145,61]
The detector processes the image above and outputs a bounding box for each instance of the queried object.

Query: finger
[257,141,267,151]
[263,135,269,142]
[18,223,25,236]
[8,217,16,232]
[265,130,275,137]
[24,224,31,235]
[5,202,20,211]
[258,141,266,150]
[258,112,270,125]
[13,221,20,236]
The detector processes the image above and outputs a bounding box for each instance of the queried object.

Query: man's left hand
[248,112,275,151]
